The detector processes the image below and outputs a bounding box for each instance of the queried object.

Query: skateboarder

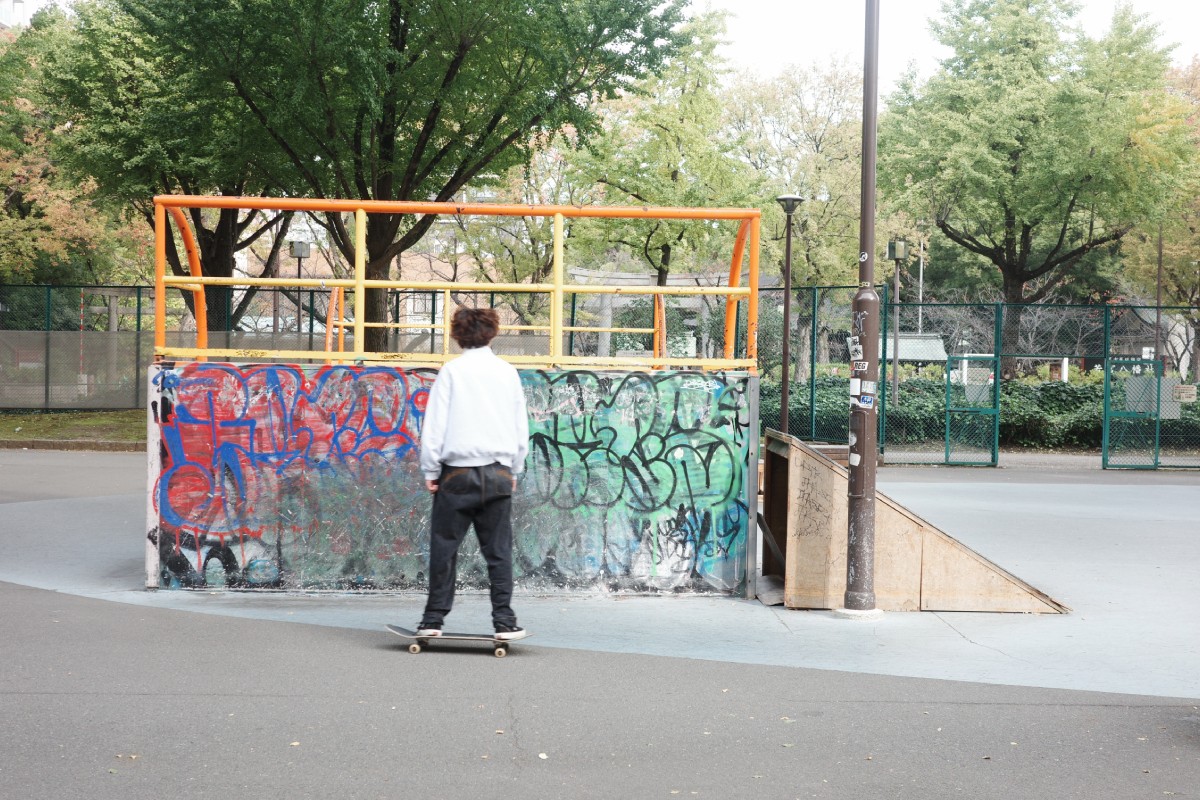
[416,307,529,641]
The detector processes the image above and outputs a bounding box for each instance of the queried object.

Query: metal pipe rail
[154,196,762,372]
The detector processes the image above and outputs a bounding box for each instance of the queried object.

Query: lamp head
[886,239,909,261]
[775,194,803,216]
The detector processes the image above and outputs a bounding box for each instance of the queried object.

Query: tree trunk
[999,280,1026,379]
[363,280,391,353]
[1192,318,1200,383]
[199,208,241,337]
[363,213,401,353]
[795,320,812,384]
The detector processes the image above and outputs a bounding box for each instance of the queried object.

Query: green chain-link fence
[746,289,1197,469]
[3,283,1198,469]
[1103,306,1200,469]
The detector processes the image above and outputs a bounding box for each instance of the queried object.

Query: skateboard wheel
[493,647,507,658]
[408,643,422,654]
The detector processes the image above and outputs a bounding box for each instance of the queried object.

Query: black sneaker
[416,622,443,637]
[494,623,527,641]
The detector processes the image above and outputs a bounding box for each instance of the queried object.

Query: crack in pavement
[933,613,1037,666]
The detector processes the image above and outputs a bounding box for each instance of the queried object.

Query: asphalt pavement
[0,447,1197,799]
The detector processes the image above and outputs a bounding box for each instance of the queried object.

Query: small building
[879,332,949,363]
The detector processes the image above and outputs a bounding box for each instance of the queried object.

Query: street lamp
[289,240,311,336]
[886,238,908,408]
[776,193,804,434]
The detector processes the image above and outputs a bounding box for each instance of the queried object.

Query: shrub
[999,381,1056,448]
[760,372,1193,451]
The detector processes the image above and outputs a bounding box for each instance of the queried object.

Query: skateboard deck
[385,624,530,658]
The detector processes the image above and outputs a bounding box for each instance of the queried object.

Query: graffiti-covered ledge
[146,362,759,596]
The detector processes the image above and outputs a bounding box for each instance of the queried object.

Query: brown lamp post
[776,194,803,434]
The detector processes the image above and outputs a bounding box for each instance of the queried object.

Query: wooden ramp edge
[761,431,1067,614]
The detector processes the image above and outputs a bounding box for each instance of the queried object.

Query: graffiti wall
[148,362,755,594]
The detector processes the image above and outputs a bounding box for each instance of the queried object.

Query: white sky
[8,1,1196,90]
[700,0,1200,90]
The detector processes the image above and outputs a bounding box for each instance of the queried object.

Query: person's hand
[426,479,438,493]
[512,476,518,492]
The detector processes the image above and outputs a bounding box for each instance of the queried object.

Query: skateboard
[385,624,530,658]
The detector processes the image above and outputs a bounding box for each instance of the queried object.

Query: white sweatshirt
[418,346,530,480]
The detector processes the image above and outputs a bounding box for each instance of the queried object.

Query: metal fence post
[810,288,818,440]
[992,302,1003,464]
[568,293,577,357]
[135,286,143,407]
[42,286,52,411]
[879,281,890,451]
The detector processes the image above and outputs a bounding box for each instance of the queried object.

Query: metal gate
[1103,357,1161,469]
[944,354,1000,466]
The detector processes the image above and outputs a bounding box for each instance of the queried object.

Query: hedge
[759,376,1200,449]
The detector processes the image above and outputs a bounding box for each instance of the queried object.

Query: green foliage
[37,2,277,208]
[0,409,146,443]
[0,16,149,285]
[998,381,1103,448]
[569,11,757,281]
[761,372,1200,451]
[33,0,686,342]
[881,0,1196,309]
[759,375,851,442]
[609,296,689,353]
[884,377,946,444]
[702,298,785,378]
[29,1,289,322]
[721,60,866,288]
[120,0,686,258]
[1025,362,1105,386]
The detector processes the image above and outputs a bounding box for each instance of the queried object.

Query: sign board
[1174,384,1197,403]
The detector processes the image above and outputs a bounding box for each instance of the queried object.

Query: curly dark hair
[450,307,500,349]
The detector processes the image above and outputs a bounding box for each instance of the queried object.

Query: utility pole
[844,0,882,616]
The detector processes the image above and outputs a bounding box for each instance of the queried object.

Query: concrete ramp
[761,430,1066,614]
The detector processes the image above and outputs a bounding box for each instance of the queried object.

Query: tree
[881,0,1195,369]
[722,58,869,381]
[1120,57,1200,379]
[571,12,759,284]
[432,133,600,328]
[120,0,686,351]
[723,58,864,287]
[0,18,147,286]
[35,2,290,330]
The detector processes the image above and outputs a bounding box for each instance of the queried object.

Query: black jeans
[422,463,516,628]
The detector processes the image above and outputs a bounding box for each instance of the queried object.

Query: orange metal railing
[153,196,761,371]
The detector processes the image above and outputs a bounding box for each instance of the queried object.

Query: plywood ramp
[761,430,1066,614]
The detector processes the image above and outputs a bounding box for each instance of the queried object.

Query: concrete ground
[0,447,1197,799]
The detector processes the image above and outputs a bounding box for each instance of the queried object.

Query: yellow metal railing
[153,196,761,372]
